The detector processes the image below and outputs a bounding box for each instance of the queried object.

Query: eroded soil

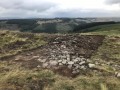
[0,34,105,77]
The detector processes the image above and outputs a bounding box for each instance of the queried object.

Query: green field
[81,23,120,36]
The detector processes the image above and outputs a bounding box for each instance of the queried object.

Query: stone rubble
[37,54,96,74]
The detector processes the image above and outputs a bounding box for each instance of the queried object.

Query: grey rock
[26,53,31,56]
[72,71,77,74]
[61,56,66,59]
[58,60,63,63]
[79,61,86,65]
[88,63,95,68]
[63,51,69,54]
[75,65,80,69]
[49,61,58,66]
[74,59,79,63]
[66,55,70,61]
[61,45,66,48]
[62,60,67,64]
[72,56,76,59]
[42,63,48,68]
[68,65,73,69]
[59,63,63,66]
[76,57,81,61]
[76,70,80,73]
[38,59,46,63]
[32,56,39,59]
[80,66,86,70]
[53,42,59,44]
[116,72,120,78]
[37,65,41,68]
[68,61,74,65]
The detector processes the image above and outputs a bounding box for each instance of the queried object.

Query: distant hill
[0,18,120,33]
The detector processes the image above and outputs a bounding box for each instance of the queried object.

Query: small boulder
[38,59,46,63]
[88,63,95,68]
[42,63,48,68]
[68,61,74,65]
[80,66,86,70]
[79,61,86,65]
[115,72,120,78]
[68,65,73,69]
[62,60,67,64]
[59,63,63,66]
[49,61,58,66]
[37,65,41,68]
[117,73,120,78]
[58,60,63,63]
[32,56,39,59]
[72,70,77,74]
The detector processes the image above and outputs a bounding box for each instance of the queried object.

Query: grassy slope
[82,23,120,74]
[0,61,120,90]
[0,30,46,59]
[80,23,120,36]
[0,25,120,90]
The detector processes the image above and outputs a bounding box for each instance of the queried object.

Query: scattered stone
[117,73,120,78]
[80,66,86,70]
[88,63,95,68]
[66,55,70,61]
[61,45,66,48]
[42,63,48,68]
[37,65,41,68]
[49,61,58,66]
[62,60,67,64]
[79,61,86,65]
[58,60,63,63]
[59,63,63,66]
[115,72,120,78]
[26,53,31,56]
[61,56,66,59]
[68,65,73,69]
[14,56,22,61]
[76,70,80,73]
[63,51,69,54]
[73,59,79,63]
[75,65,80,69]
[68,61,74,65]
[38,59,46,63]
[32,56,39,59]
[72,71,77,74]
[53,42,59,44]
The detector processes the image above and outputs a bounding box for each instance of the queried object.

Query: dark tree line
[73,21,119,32]
[6,19,38,32]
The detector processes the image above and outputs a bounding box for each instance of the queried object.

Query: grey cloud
[0,0,120,19]
[53,9,120,17]
[0,0,58,18]
[0,0,57,12]
[106,0,120,4]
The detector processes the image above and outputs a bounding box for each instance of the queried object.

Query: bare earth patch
[1,34,105,77]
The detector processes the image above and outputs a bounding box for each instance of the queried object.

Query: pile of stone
[35,35,102,74]
[13,34,105,76]
[37,52,96,74]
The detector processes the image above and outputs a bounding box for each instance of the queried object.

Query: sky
[0,0,120,19]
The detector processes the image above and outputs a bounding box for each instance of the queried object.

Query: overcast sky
[0,0,120,19]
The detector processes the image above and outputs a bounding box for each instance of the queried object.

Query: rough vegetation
[0,30,46,59]
[0,20,120,90]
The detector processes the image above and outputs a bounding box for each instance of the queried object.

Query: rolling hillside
[0,26,120,90]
